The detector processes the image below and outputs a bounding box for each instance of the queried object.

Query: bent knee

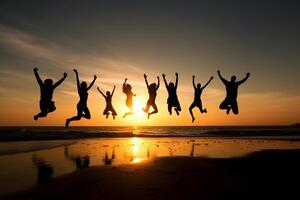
[233,110,239,115]
[49,107,56,112]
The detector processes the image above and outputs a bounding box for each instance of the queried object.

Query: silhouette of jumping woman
[142,74,160,119]
[122,78,136,118]
[33,68,67,120]
[97,85,117,119]
[65,69,97,127]
[189,75,214,123]
[217,70,250,115]
[162,73,181,115]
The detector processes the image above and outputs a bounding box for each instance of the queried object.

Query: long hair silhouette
[143,74,160,119]
[65,69,97,127]
[122,78,136,118]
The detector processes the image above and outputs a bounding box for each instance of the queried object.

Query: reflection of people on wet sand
[103,149,115,165]
[65,69,97,127]
[74,156,90,169]
[122,78,136,118]
[33,68,67,120]
[64,147,90,169]
[32,155,53,183]
[189,75,213,123]
[97,86,117,119]
[162,73,181,115]
[143,74,160,119]
[217,70,250,115]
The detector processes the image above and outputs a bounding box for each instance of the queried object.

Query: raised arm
[175,72,178,89]
[156,76,160,90]
[162,74,168,89]
[97,87,106,98]
[87,75,97,90]
[201,76,214,90]
[53,72,67,88]
[73,69,80,91]
[217,70,228,84]
[237,73,250,85]
[123,78,127,86]
[33,68,43,86]
[144,74,149,88]
[192,75,196,89]
[111,85,116,96]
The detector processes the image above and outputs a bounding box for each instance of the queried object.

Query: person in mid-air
[97,85,117,119]
[142,74,160,119]
[189,75,214,123]
[33,68,67,120]
[217,70,250,115]
[162,72,181,115]
[122,78,136,118]
[65,69,97,127]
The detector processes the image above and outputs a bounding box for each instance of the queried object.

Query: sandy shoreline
[2,149,300,200]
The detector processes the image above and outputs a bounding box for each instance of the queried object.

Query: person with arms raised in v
[189,75,213,123]
[162,72,181,116]
[143,74,160,119]
[97,85,117,119]
[217,70,250,115]
[33,68,67,120]
[122,78,136,118]
[65,69,97,127]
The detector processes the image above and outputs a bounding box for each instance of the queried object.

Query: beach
[1,126,300,199]
[2,149,300,200]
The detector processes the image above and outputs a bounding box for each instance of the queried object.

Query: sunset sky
[0,0,299,126]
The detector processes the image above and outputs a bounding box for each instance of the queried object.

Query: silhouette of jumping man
[97,86,117,119]
[217,70,250,115]
[65,69,97,127]
[33,68,67,120]
[189,75,214,123]
[162,73,181,115]
[142,74,160,119]
[122,78,136,118]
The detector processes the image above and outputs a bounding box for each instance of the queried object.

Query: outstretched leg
[189,102,196,123]
[123,106,134,118]
[148,103,158,119]
[34,100,55,120]
[65,104,83,127]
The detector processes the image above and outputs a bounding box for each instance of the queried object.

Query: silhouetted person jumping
[97,86,117,119]
[189,75,214,123]
[217,70,250,115]
[162,73,181,115]
[122,78,136,118]
[142,74,160,119]
[33,68,67,120]
[65,69,97,127]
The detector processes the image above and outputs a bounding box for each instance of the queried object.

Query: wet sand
[2,149,300,200]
